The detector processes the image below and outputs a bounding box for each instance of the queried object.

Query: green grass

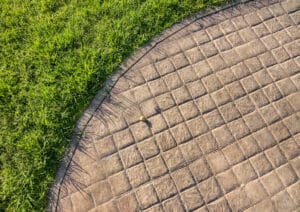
[0,0,227,210]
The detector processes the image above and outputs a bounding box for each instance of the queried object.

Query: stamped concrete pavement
[50,0,300,211]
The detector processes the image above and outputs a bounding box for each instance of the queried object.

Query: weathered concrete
[49,0,300,211]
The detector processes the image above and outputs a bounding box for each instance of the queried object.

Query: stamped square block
[244,12,261,26]
[206,25,224,39]
[235,96,255,115]
[202,74,222,93]
[253,23,269,37]
[276,78,297,96]
[272,46,290,62]
[141,64,159,81]
[212,125,234,148]
[283,114,300,135]
[178,66,197,83]
[200,42,218,58]
[261,35,280,50]
[267,64,287,81]
[222,143,245,166]
[287,182,300,206]
[274,99,294,118]
[232,16,248,29]
[70,191,95,212]
[163,107,183,127]
[268,121,290,142]
[263,83,282,102]
[149,114,168,134]
[127,164,149,187]
[226,81,246,100]
[186,116,209,137]
[214,37,231,52]
[280,138,300,160]
[272,190,296,212]
[148,78,168,96]
[156,93,175,111]
[155,59,175,76]
[136,184,158,209]
[88,180,112,206]
[172,53,189,69]
[260,104,280,125]
[117,193,138,212]
[172,86,191,104]
[228,118,250,139]
[146,156,168,178]
[197,133,219,154]
[231,62,250,79]
[207,151,229,174]
[277,164,297,186]
[198,177,222,203]
[186,80,206,99]
[185,47,204,64]
[180,140,202,162]
[211,88,231,106]
[130,122,151,142]
[253,69,273,87]
[239,135,260,158]
[155,130,176,152]
[203,110,224,129]
[219,102,241,122]
[109,171,131,196]
[244,109,266,132]
[140,98,159,117]
[153,175,177,201]
[163,196,185,212]
[265,146,287,168]
[193,30,210,45]
[103,154,123,176]
[132,84,152,103]
[233,160,257,184]
[113,129,134,149]
[261,171,284,196]
[253,128,276,150]
[207,55,227,72]
[193,60,213,78]
[138,137,159,159]
[181,187,204,211]
[171,123,192,144]
[195,94,216,114]
[163,147,185,171]
[250,90,269,108]
[220,19,236,34]
[120,145,143,168]
[226,188,251,211]
[216,169,239,193]
[244,57,263,73]
[250,153,272,176]
[227,32,244,46]
[241,76,259,93]
[94,136,117,158]
[171,167,195,191]
[189,157,212,183]
[239,27,257,42]
[244,179,267,204]
[216,68,237,85]
[179,101,199,120]
[164,72,183,90]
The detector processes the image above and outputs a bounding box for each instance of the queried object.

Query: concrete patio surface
[49,0,300,211]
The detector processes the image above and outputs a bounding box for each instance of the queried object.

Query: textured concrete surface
[50,0,300,211]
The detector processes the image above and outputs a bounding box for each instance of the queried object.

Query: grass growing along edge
[0,0,227,210]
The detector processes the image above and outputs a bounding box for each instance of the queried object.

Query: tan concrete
[50,0,300,211]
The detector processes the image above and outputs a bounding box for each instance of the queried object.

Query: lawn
[0,0,227,210]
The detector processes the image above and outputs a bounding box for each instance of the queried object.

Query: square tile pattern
[57,1,300,211]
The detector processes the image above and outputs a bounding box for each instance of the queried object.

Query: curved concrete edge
[46,0,263,210]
